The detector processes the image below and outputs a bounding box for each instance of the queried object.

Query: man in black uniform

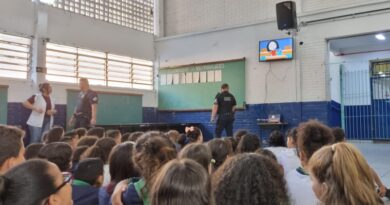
[68,78,98,129]
[211,83,236,138]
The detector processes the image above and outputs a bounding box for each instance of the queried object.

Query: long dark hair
[106,142,139,194]
[133,132,177,191]
[0,159,58,205]
[178,143,212,171]
[236,133,261,153]
[151,159,214,205]
[207,139,231,173]
[212,153,289,205]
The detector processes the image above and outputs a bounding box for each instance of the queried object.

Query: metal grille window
[49,0,154,34]
[0,33,31,79]
[46,42,154,90]
[371,60,390,77]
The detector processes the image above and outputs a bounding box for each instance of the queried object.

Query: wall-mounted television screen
[259,38,293,61]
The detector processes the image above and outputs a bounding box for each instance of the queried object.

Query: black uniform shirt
[75,89,98,119]
[214,91,237,115]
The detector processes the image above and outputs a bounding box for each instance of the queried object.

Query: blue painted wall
[7,103,67,144]
[7,101,342,144]
[144,101,341,141]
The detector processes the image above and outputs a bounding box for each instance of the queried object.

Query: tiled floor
[353,142,390,204]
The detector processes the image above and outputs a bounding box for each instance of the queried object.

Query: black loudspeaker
[276,1,297,30]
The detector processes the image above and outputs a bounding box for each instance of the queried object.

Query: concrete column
[154,0,165,38]
[31,3,49,86]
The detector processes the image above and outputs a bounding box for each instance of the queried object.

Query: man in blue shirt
[69,78,98,129]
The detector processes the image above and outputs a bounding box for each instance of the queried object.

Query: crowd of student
[0,120,388,205]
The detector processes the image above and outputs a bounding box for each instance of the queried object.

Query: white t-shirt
[266,147,300,174]
[103,164,111,187]
[286,168,320,205]
[278,148,301,174]
[266,147,287,157]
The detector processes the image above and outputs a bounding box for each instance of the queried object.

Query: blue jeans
[29,117,51,144]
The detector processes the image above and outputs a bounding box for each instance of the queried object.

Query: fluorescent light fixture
[36,0,55,5]
[376,34,386,40]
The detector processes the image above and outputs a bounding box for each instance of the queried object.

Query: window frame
[0,32,32,80]
[45,42,154,90]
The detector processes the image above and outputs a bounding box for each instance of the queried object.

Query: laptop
[268,114,281,123]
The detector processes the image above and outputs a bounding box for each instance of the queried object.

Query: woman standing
[23,83,56,143]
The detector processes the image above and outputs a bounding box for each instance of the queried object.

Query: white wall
[329,50,390,106]
[0,0,35,36]
[164,0,303,36]
[0,0,157,107]
[157,1,390,104]
[164,0,386,36]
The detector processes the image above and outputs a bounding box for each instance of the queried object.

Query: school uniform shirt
[72,180,99,205]
[265,147,287,158]
[122,178,147,205]
[286,167,320,205]
[98,187,112,205]
[277,148,301,174]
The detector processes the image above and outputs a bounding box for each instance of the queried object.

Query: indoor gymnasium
[1,0,390,205]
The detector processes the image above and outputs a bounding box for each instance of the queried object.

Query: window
[46,42,154,90]
[371,60,390,77]
[0,33,31,79]
[45,0,154,34]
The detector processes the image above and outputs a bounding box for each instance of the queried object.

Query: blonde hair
[308,143,383,205]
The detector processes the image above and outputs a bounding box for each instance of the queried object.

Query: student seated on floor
[72,158,104,205]
[331,127,388,198]
[286,120,335,205]
[87,127,105,138]
[0,159,73,205]
[45,126,65,144]
[178,143,212,172]
[76,127,88,139]
[82,137,117,187]
[207,139,232,173]
[272,128,300,174]
[308,143,384,205]
[24,143,44,160]
[38,142,73,172]
[266,130,286,154]
[106,129,122,145]
[111,132,177,205]
[236,133,261,153]
[0,125,25,174]
[61,130,80,150]
[99,142,139,205]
